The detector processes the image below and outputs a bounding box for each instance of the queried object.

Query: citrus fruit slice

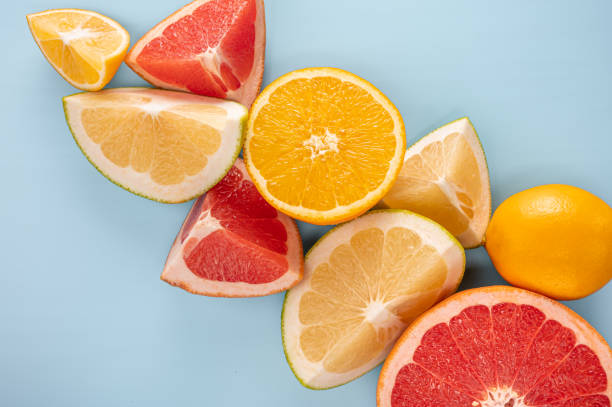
[126,0,265,107]
[162,158,303,297]
[486,184,612,300]
[27,9,129,91]
[377,286,612,407]
[245,68,406,225]
[379,117,491,248]
[282,210,465,389]
[63,87,247,203]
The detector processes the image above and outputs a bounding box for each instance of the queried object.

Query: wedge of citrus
[245,68,406,225]
[162,158,303,297]
[282,210,465,389]
[126,0,265,107]
[63,88,247,203]
[379,118,491,248]
[27,9,129,91]
[378,286,612,407]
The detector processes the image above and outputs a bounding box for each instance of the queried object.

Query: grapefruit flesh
[162,158,303,297]
[126,0,265,107]
[378,286,612,407]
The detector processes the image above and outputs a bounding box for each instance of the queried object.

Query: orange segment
[380,117,491,248]
[27,9,129,91]
[245,68,405,225]
[282,210,465,389]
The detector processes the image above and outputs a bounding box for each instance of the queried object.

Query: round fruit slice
[379,117,491,248]
[27,9,129,91]
[63,87,247,203]
[162,158,303,297]
[282,210,465,389]
[126,0,265,107]
[378,286,612,407]
[245,68,406,225]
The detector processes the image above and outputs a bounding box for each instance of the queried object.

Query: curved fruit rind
[125,0,265,107]
[27,9,130,91]
[485,184,612,300]
[245,67,406,225]
[282,209,465,389]
[63,87,247,203]
[379,117,491,249]
[377,285,612,407]
[161,158,304,297]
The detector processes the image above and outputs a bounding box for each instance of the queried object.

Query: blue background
[2,1,612,406]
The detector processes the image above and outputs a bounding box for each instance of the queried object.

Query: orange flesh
[250,76,398,211]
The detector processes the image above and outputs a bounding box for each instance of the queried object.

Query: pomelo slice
[379,117,491,248]
[282,210,465,389]
[245,68,406,225]
[378,286,612,407]
[27,9,129,91]
[126,0,265,107]
[63,88,246,203]
[162,158,303,297]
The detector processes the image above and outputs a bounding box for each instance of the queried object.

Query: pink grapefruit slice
[126,0,265,107]
[162,158,303,297]
[378,286,612,407]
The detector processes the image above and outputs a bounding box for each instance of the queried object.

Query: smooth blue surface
[2,1,612,406]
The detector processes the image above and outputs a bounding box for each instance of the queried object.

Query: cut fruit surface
[379,117,491,248]
[282,210,465,388]
[126,0,265,107]
[27,9,129,91]
[378,286,612,407]
[63,88,247,203]
[245,68,406,225]
[162,158,303,297]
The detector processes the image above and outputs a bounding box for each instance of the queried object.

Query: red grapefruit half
[378,286,612,407]
[162,158,303,297]
[126,0,265,107]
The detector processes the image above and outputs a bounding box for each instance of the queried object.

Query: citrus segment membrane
[380,117,491,248]
[27,9,129,90]
[126,0,265,106]
[378,286,612,407]
[282,210,465,388]
[245,68,406,225]
[63,88,247,203]
[162,159,303,297]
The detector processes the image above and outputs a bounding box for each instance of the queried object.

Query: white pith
[27,9,130,91]
[161,159,303,297]
[282,210,465,389]
[126,0,265,107]
[377,286,612,407]
[245,68,406,225]
[64,87,247,203]
[380,117,491,248]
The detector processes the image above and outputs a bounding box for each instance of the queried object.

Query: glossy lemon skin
[485,184,612,300]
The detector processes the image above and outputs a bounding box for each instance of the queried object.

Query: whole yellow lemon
[485,184,612,300]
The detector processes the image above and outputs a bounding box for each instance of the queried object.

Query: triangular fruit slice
[63,88,247,203]
[379,117,491,248]
[27,9,129,91]
[162,158,303,297]
[282,210,465,389]
[378,286,612,407]
[126,0,265,107]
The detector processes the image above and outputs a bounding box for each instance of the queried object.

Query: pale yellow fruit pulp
[282,210,465,389]
[380,118,491,248]
[63,88,247,203]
